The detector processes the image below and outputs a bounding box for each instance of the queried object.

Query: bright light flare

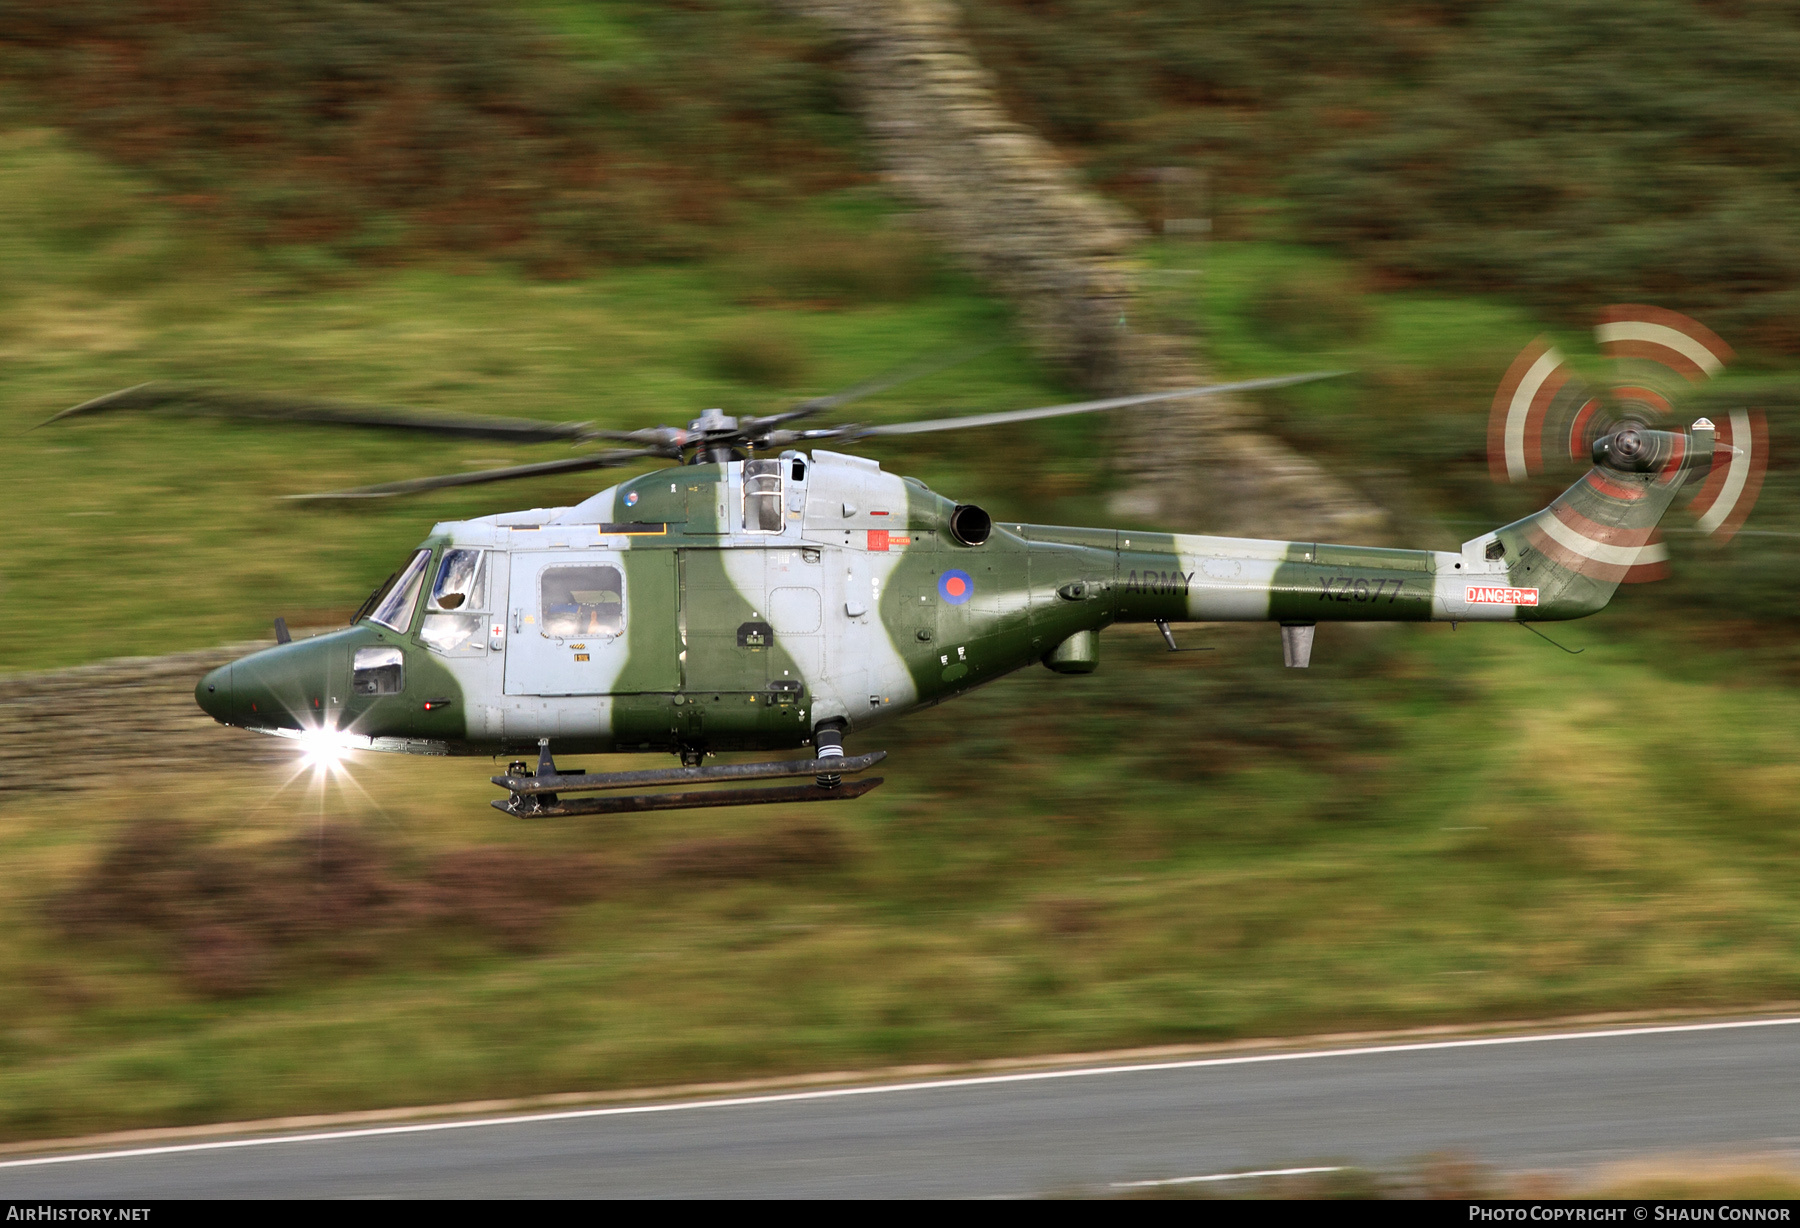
[298,729,348,768]
[286,726,369,771]
[242,722,393,826]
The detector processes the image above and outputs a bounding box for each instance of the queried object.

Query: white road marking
[1112,1165,1343,1189]
[3,1016,1797,1172]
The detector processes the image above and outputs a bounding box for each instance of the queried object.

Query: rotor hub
[689,408,738,435]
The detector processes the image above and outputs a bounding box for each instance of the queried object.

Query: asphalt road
[3,1018,1798,1199]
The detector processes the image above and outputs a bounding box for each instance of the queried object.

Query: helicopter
[47,306,1764,818]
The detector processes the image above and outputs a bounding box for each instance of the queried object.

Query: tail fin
[1461,423,1713,620]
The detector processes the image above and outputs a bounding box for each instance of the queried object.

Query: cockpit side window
[743,458,783,532]
[540,564,623,638]
[370,549,431,633]
[420,549,486,652]
[429,549,485,611]
[352,646,404,695]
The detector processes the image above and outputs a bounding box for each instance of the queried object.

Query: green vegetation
[3,1,1800,1144]
[4,0,861,269]
[0,122,1062,669]
[4,121,1800,1138]
[7,623,1800,1139]
[966,0,1800,348]
[1145,236,1800,652]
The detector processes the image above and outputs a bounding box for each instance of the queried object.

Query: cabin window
[420,614,483,653]
[352,646,404,696]
[369,550,431,633]
[541,564,624,638]
[429,549,485,611]
[743,459,783,532]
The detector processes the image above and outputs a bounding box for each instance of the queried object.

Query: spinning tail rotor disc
[1487,305,1768,581]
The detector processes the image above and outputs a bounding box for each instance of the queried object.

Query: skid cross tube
[493,776,883,818]
[493,751,886,796]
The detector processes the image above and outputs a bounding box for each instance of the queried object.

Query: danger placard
[1465,585,1540,606]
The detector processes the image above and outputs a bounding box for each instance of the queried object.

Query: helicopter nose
[196,664,233,723]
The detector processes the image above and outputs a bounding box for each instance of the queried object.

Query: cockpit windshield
[370,549,431,633]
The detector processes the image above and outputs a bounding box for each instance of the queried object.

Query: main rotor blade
[755,343,1004,430]
[284,450,666,501]
[43,383,596,443]
[840,371,1349,438]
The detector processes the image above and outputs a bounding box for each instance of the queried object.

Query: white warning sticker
[1465,585,1540,606]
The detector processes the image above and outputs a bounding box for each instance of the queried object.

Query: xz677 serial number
[1318,576,1404,603]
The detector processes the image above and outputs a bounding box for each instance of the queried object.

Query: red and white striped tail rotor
[1486,305,1768,575]
[1595,304,1733,383]
[1488,339,1597,483]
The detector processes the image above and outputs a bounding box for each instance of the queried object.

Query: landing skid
[492,743,886,818]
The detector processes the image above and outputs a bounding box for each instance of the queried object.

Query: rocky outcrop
[781,0,1382,540]
[786,0,1140,386]
[0,644,286,795]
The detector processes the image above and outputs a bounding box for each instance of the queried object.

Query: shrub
[50,816,853,995]
[50,820,612,994]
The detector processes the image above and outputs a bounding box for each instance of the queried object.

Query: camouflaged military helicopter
[49,306,1765,818]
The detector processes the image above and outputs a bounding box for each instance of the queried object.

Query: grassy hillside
[4,0,861,271]
[0,121,1071,669]
[6,621,1800,1140]
[966,0,1800,350]
[3,4,1800,1145]
[12,0,1799,341]
[3,117,1800,1143]
[7,119,1795,670]
[1143,237,1800,646]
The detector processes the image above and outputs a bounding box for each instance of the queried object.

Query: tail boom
[1095,426,1710,628]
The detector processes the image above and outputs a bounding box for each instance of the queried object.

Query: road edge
[5,1001,1797,1160]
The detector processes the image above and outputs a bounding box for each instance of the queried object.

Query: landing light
[280,726,372,768]
[298,728,351,768]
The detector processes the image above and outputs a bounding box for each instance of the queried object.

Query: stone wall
[0,644,286,796]
[781,0,1383,541]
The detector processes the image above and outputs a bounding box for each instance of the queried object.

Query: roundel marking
[625,490,639,507]
[939,569,974,605]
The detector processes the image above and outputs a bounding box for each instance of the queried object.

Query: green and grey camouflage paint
[196,428,1710,760]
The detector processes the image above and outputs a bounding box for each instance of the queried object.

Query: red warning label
[1465,585,1540,606]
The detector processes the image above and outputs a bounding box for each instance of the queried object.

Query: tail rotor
[1487,305,1768,581]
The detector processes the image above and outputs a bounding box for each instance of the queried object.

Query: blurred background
[2,0,1800,1144]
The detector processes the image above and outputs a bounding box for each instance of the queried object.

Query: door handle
[512,608,523,634]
